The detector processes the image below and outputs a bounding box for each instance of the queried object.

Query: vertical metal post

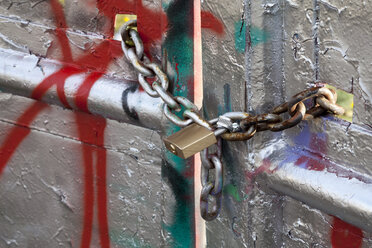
[193,0,206,246]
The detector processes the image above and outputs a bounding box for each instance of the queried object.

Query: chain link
[121,21,344,142]
[237,87,343,134]
[200,138,223,221]
[122,21,194,125]
[121,21,345,221]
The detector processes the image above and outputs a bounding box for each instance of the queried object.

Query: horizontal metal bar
[257,136,372,232]
[3,47,372,233]
[0,48,164,130]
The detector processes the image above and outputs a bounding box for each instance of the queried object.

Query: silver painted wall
[0,1,169,247]
[202,0,372,247]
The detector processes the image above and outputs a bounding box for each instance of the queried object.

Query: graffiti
[1,0,367,247]
[0,0,121,247]
[96,0,223,55]
[217,83,232,115]
[234,20,270,53]
[75,114,109,248]
[223,184,241,202]
[162,161,193,248]
[0,0,224,247]
[175,63,180,90]
[239,123,365,246]
[162,0,195,246]
[0,102,48,175]
[331,216,363,248]
[292,125,364,248]
[201,11,224,36]
[0,0,115,247]
[122,85,140,121]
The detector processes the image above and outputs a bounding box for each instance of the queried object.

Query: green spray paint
[235,20,270,53]
[162,0,194,247]
[223,184,241,202]
[218,83,232,115]
[162,161,192,248]
[163,0,193,171]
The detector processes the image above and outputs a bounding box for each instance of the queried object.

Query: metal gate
[0,0,371,247]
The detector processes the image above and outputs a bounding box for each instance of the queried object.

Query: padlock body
[163,124,217,159]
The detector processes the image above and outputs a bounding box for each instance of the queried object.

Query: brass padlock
[163,124,217,159]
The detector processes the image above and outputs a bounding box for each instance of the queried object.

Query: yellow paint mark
[326,84,354,122]
[58,0,65,5]
[113,14,137,41]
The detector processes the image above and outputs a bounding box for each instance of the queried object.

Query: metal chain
[121,21,345,221]
[121,20,207,128]
[200,138,223,221]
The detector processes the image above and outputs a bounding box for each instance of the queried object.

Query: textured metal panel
[0,0,199,247]
[1,0,372,247]
[0,103,164,247]
[201,0,252,246]
[255,120,372,232]
[201,0,372,247]
[317,0,372,126]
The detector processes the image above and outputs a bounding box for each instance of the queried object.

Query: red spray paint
[0,102,48,175]
[49,0,73,63]
[75,113,109,248]
[296,133,364,247]
[0,1,225,247]
[96,0,224,55]
[331,217,363,248]
[0,1,113,247]
[243,131,364,247]
[201,11,224,35]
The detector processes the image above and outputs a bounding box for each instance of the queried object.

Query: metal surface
[0,48,164,131]
[0,0,201,246]
[0,0,372,247]
[121,21,197,129]
[121,21,352,163]
[256,132,372,232]
[202,0,372,247]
